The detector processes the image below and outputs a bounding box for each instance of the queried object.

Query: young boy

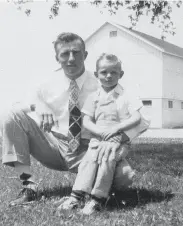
[58,53,149,214]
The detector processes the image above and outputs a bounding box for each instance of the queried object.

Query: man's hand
[97,141,120,164]
[40,113,55,132]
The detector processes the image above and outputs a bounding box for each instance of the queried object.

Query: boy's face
[96,59,123,89]
[55,40,88,80]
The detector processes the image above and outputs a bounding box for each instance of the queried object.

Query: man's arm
[26,85,56,132]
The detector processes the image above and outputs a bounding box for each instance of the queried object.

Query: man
[1,33,134,206]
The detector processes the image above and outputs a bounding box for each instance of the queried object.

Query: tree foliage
[9,0,182,39]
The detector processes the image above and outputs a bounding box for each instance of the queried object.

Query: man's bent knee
[113,159,135,191]
[2,105,27,125]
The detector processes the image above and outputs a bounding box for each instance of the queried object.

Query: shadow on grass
[37,185,72,200]
[37,186,174,210]
[108,187,174,210]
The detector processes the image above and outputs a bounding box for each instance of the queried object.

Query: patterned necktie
[68,80,81,152]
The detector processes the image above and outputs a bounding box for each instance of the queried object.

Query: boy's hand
[101,125,121,141]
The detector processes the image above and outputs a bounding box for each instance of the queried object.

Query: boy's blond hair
[96,53,122,71]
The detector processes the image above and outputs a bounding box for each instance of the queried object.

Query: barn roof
[86,21,183,58]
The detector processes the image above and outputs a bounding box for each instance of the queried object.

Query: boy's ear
[94,71,98,78]
[120,70,124,78]
[84,51,88,60]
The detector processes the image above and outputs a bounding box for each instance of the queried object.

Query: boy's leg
[81,145,134,215]
[90,158,116,199]
[88,140,126,199]
[89,144,134,201]
[72,146,100,195]
[81,157,116,215]
[79,144,134,198]
[57,145,99,210]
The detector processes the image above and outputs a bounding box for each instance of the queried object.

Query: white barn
[85,21,183,128]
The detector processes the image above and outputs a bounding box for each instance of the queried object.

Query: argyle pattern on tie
[68,80,81,152]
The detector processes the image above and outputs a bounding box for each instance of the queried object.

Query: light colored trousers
[2,107,135,190]
[73,139,134,198]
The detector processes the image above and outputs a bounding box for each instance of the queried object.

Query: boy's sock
[71,190,86,201]
[90,195,106,205]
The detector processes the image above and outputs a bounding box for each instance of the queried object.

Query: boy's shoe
[81,199,102,215]
[9,187,37,206]
[57,196,81,210]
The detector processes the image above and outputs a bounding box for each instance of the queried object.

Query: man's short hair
[54,32,85,51]
[96,53,122,71]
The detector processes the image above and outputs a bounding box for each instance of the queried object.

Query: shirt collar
[63,70,87,91]
[98,83,124,97]
[75,70,87,90]
[113,83,124,95]
[56,69,87,91]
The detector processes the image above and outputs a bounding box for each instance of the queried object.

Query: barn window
[142,100,152,106]
[168,100,173,108]
[181,102,183,109]
[109,31,117,37]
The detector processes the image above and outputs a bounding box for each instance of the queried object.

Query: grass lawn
[1,138,183,225]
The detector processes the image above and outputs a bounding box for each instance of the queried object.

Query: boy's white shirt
[82,83,151,141]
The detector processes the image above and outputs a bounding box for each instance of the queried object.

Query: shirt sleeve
[81,92,97,118]
[125,93,143,115]
[15,83,42,113]
[26,82,54,116]
[25,83,54,125]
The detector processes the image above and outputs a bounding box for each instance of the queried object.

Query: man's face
[55,40,87,79]
[96,59,123,89]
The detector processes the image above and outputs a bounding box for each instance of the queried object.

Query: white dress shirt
[82,84,143,119]
[82,83,150,141]
[28,69,99,139]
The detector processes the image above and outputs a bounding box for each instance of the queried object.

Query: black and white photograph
[0,1,183,225]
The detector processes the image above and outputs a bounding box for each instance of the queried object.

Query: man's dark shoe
[9,187,37,206]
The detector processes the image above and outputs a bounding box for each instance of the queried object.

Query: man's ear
[84,51,88,60]
[120,70,124,78]
[94,71,98,78]
[55,55,59,62]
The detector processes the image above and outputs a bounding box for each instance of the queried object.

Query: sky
[0,1,183,111]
